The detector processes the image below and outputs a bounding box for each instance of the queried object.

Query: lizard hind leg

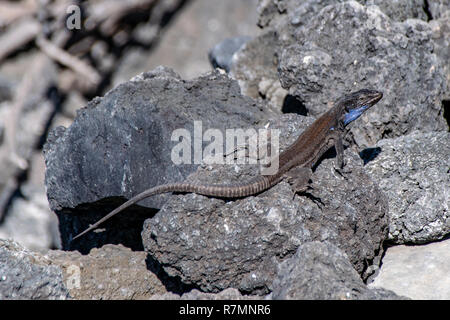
[283,166,313,196]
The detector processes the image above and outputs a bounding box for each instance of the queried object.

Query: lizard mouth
[344,91,383,125]
[367,91,383,106]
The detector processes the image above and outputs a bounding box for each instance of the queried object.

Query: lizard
[73,89,383,240]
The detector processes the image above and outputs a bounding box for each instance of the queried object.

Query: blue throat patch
[343,105,369,126]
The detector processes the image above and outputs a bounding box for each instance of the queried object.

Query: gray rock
[113,0,261,84]
[230,31,289,113]
[278,1,447,147]
[363,0,428,21]
[364,131,450,244]
[429,15,450,99]
[209,36,252,72]
[151,288,263,300]
[44,67,269,252]
[142,113,388,294]
[255,1,448,111]
[305,148,389,279]
[271,241,405,299]
[368,239,450,299]
[0,239,69,300]
[0,240,170,300]
[46,244,169,300]
[257,0,428,34]
[427,0,450,19]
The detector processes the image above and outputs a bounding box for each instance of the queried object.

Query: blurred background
[0,0,261,251]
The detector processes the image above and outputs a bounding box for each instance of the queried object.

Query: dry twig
[0,19,41,62]
[0,0,37,28]
[36,36,101,87]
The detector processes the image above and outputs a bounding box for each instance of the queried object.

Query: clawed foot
[333,165,344,177]
[284,167,313,198]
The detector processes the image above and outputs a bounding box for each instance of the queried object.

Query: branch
[0,19,41,62]
[36,36,101,87]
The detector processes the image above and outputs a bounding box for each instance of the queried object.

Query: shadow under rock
[145,253,199,295]
[59,197,158,254]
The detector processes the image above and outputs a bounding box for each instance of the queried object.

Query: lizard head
[339,89,383,126]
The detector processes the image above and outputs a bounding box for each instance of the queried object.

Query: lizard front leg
[283,166,312,194]
[334,133,344,170]
[326,130,345,170]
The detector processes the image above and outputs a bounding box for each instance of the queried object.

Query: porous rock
[368,239,450,299]
[208,36,252,73]
[429,14,450,99]
[364,131,450,244]
[362,0,428,21]
[427,0,450,19]
[257,0,429,37]
[142,114,388,294]
[271,241,406,300]
[278,1,447,147]
[230,31,288,113]
[150,288,263,300]
[0,239,171,300]
[0,239,69,300]
[46,244,169,300]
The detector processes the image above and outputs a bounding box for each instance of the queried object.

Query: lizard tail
[72,176,273,241]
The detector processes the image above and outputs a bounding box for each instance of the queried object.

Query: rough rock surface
[44,68,269,252]
[0,240,173,300]
[271,241,405,299]
[429,14,450,99]
[46,244,169,300]
[257,0,429,37]
[254,1,447,147]
[142,114,388,294]
[0,239,69,299]
[427,0,450,19]
[364,131,450,244]
[364,0,428,21]
[151,288,263,300]
[208,36,252,72]
[369,239,450,299]
[278,1,447,147]
[230,31,288,113]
